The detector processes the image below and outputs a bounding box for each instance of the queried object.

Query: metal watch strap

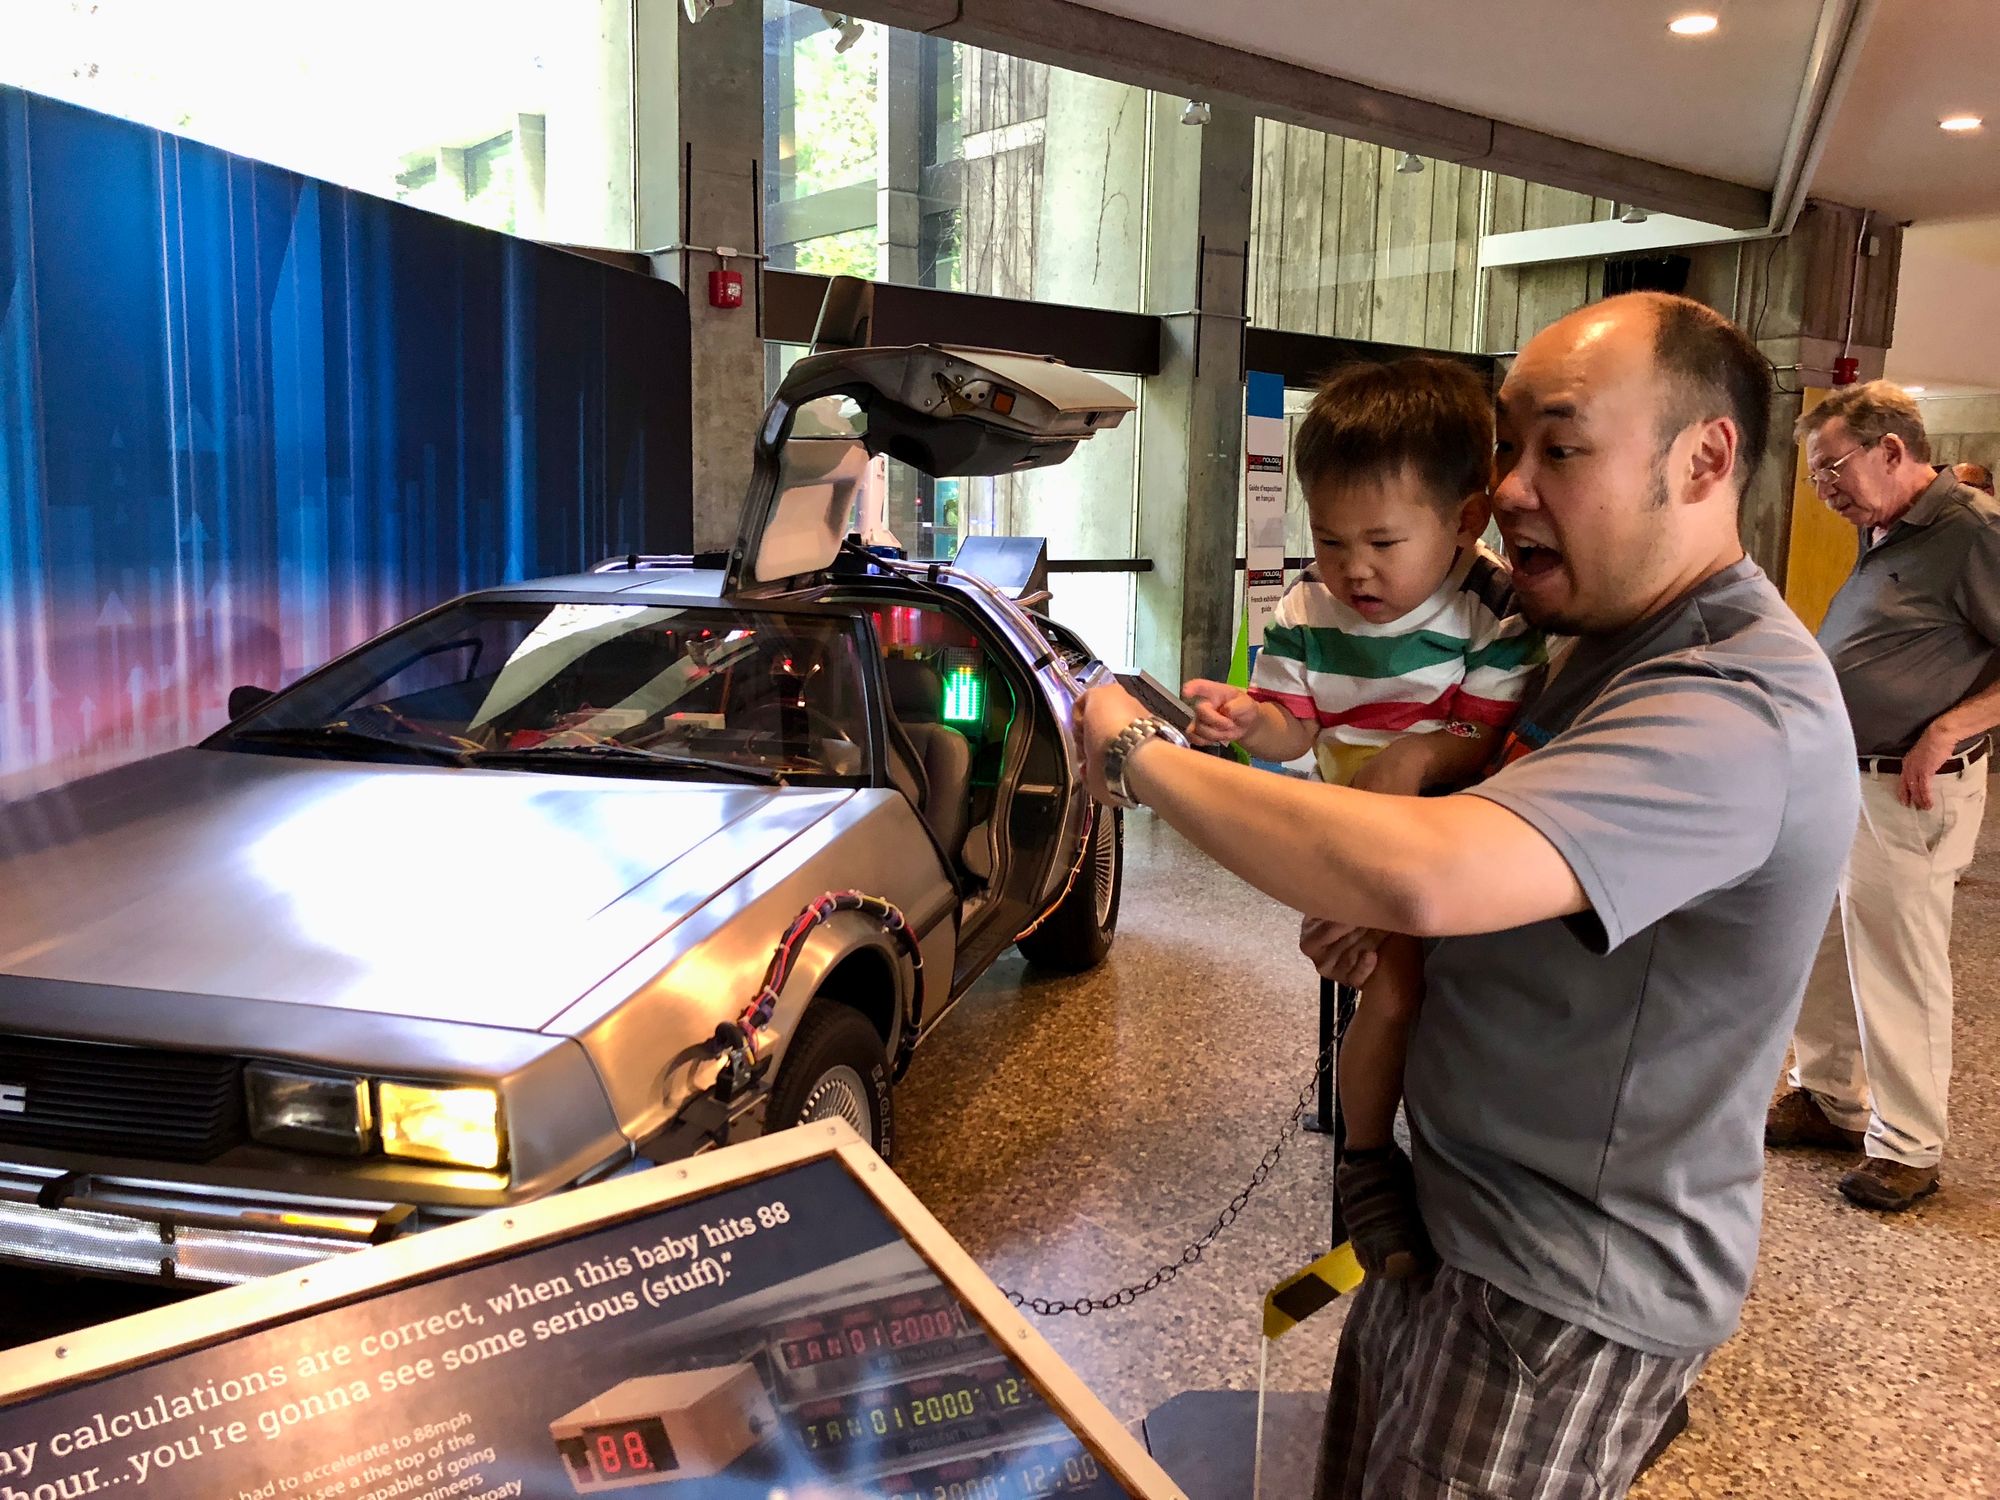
[1103,715,1187,807]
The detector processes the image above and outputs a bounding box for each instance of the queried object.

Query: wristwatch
[1101,715,1190,807]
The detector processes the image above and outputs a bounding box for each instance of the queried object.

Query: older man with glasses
[1770,381,2000,1210]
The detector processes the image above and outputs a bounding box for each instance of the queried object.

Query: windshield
[218,602,874,784]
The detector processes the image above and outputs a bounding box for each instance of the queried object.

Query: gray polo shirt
[1408,559,1857,1356]
[1817,470,2000,755]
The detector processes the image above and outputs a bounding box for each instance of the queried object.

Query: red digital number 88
[595,1435,624,1474]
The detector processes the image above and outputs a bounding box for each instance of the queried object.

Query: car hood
[0,749,852,1031]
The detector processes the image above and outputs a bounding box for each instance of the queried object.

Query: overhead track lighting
[1395,152,1425,174]
[1180,99,1211,126]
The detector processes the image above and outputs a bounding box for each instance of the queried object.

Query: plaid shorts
[1314,1265,1707,1500]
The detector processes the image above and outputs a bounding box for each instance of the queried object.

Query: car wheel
[766,1001,895,1161]
[1016,806,1122,973]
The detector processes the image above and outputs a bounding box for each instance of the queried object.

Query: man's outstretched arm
[1081,683,1586,937]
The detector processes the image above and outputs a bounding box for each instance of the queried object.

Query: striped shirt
[1249,543,1545,785]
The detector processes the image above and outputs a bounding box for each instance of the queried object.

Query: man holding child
[1077,292,1857,1498]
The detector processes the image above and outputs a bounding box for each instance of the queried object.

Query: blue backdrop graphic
[0,87,691,796]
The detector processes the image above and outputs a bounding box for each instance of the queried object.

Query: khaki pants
[1791,757,1987,1168]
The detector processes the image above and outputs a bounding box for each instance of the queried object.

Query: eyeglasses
[1807,439,1879,491]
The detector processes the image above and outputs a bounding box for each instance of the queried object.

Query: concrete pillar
[877,26,925,284]
[436,145,469,200]
[1682,201,1901,580]
[1918,394,2000,474]
[994,71,1150,656]
[511,113,549,239]
[637,0,768,549]
[1132,99,1254,687]
[876,24,926,550]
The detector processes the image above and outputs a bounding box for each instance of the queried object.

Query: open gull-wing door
[723,277,1136,597]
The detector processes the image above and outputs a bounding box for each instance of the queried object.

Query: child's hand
[1182,678,1262,746]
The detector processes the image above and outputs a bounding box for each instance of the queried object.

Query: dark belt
[1858,738,1991,777]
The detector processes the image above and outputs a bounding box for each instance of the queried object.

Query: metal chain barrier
[1000,1037,1338,1316]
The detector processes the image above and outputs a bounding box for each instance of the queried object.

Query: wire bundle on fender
[724,891,925,1075]
[1016,802,1095,942]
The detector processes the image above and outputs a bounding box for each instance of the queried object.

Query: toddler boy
[1184,356,1543,1275]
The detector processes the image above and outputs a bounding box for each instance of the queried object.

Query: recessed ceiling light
[1906,385,1927,394]
[1940,114,1983,132]
[1668,13,1719,36]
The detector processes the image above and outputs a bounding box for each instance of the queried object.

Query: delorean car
[0,297,1136,1285]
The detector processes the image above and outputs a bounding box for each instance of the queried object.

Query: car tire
[765,1001,896,1162]
[1016,806,1122,973]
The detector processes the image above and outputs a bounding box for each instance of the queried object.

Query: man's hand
[1077,680,1149,804]
[1901,725,1955,810]
[1301,915,1387,986]
[1182,678,1263,747]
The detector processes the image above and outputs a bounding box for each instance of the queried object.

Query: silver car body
[0,332,1132,1283]
[0,563,1102,1283]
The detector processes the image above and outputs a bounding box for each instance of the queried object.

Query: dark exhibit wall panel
[0,87,692,798]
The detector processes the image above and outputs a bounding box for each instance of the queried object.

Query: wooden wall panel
[1314,142,1346,337]
[1481,174,1527,353]
[1450,167,1482,352]
[1332,138,1379,340]
[1423,161,1461,351]
[1251,118,1286,329]
[1248,128,1661,359]
[1280,124,1328,332]
[1373,147,1433,346]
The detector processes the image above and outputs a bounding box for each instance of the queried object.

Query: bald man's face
[1494,308,1694,633]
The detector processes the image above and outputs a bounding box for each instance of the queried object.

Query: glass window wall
[762,2,1146,665]
[1,0,636,247]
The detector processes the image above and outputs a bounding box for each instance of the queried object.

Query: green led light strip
[942,665,984,724]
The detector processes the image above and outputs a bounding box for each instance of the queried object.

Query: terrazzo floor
[2,809,1993,1496]
[895,810,2000,1500]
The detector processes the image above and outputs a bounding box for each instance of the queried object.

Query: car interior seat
[882,655,972,858]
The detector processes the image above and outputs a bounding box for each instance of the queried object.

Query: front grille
[0,1037,245,1163]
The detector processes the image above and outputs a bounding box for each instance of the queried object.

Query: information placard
[0,1124,1182,1500]
[1244,371,1290,643]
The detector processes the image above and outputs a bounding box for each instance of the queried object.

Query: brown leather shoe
[1839,1157,1940,1211]
[1765,1088,1866,1151]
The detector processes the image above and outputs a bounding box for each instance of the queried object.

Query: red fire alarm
[709,267,744,309]
[1832,355,1860,386]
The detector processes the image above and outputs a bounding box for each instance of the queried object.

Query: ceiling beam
[835,0,1773,228]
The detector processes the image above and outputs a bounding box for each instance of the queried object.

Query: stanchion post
[1251,1334,1270,1500]
[1307,979,1359,1246]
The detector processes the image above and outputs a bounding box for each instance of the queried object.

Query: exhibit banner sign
[0,1123,1182,1500]
[1243,372,1290,645]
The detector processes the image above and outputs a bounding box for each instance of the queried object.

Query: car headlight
[245,1067,372,1156]
[377,1081,505,1170]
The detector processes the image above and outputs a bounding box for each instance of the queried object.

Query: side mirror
[228,685,276,720]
